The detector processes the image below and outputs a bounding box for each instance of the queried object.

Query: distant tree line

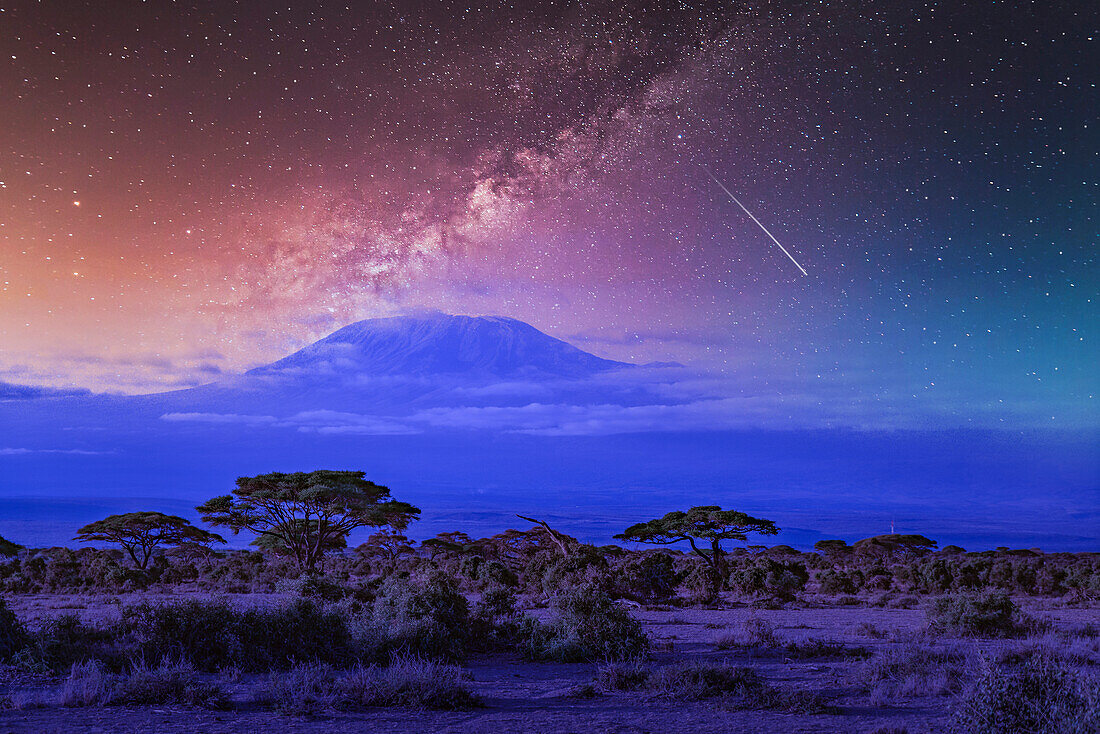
[0,468,1096,603]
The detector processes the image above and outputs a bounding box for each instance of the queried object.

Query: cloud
[0,381,92,401]
[407,396,865,435]
[0,447,108,456]
[160,412,278,425]
[159,410,419,435]
[288,410,420,436]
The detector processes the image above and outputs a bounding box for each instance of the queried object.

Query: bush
[729,558,808,600]
[59,660,112,707]
[368,573,470,662]
[783,638,870,660]
[127,599,240,671]
[255,662,339,715]
[616,553,682,603]
[28,614,120,672]
[256,657,480,713]
[953,654,1100,733]
[928,591,1023,638]
[128,598,353,671]
[108,658,227,707]
[860,643,968,699]
[0,596,27,660]
[594,660,835,712]
[336,656,481,710]
[522,583,649,662]
[58,658,225,708]
[274,574,347,601]
[715,616,779,650]
[645,661,767,701]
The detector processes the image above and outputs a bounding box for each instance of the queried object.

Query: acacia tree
[853,534,938,560]
[74,512,225,569]
[420,531,473,559]
[615,506,779,600]
[356,530,415,562]
[197,470,419,573]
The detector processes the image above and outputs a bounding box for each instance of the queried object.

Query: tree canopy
[197,470,419,573]
[853,534,938,560]
[74,512,225,569]
[0,534,22,558]
[615,506,779,598]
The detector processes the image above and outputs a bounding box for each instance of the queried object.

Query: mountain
[249,312,631,380]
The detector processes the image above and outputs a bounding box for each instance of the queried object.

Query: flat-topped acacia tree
[197,470,420,573]
[75,512,225,569]
[615,506,779,600]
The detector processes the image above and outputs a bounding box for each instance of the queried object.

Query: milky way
[0,0,1094,428]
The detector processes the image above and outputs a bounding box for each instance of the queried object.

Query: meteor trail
[705,168,808,276]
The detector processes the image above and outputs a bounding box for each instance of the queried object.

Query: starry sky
[1,0,1096,429]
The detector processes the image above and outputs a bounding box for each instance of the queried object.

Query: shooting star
[705,168,808,276]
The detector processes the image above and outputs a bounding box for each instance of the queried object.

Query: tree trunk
[710,538,728,599]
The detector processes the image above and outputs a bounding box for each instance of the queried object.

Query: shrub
[255,662,339,715]
[256,657,481,713]
[715,616,779,650]
[237,600,353,671]
[127,599,240,671]
[59,660,113,707]
[30,614,121,672]
[0,596,27,660]
[336,656,481,710]
[617,553,682,603]
[128,598,353,672]
[928,591,1023,638]
[953,654,1100,733]
[58,658,227,708]
[368,573,470,662]
[522,583,649,662]
[729,558,808,600]
[645,661,767,701]
[783,637,870,660]
[274,574,347,600]
[594,660,836,712]
[108,658,227,707]
[860,643,968,699]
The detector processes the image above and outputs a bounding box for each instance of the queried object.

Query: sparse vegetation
[594,660,836,713]
[1,501,1098,732]
[255,657,480,713]
[859,642,969,699]
[928,590,1025,638]
[521,582,649,662]
[953,654,1100,734]
[59,658,227,708]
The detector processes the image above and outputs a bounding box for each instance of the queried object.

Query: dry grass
[714,616,779,650]
[859,642,969,702]
[255,656,481,714]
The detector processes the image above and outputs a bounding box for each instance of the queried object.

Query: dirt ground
[1,595,1096,734]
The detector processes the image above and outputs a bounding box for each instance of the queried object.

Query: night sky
[1,0,1096,430]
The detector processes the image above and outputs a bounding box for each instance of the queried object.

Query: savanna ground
[1,590,1098,734]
